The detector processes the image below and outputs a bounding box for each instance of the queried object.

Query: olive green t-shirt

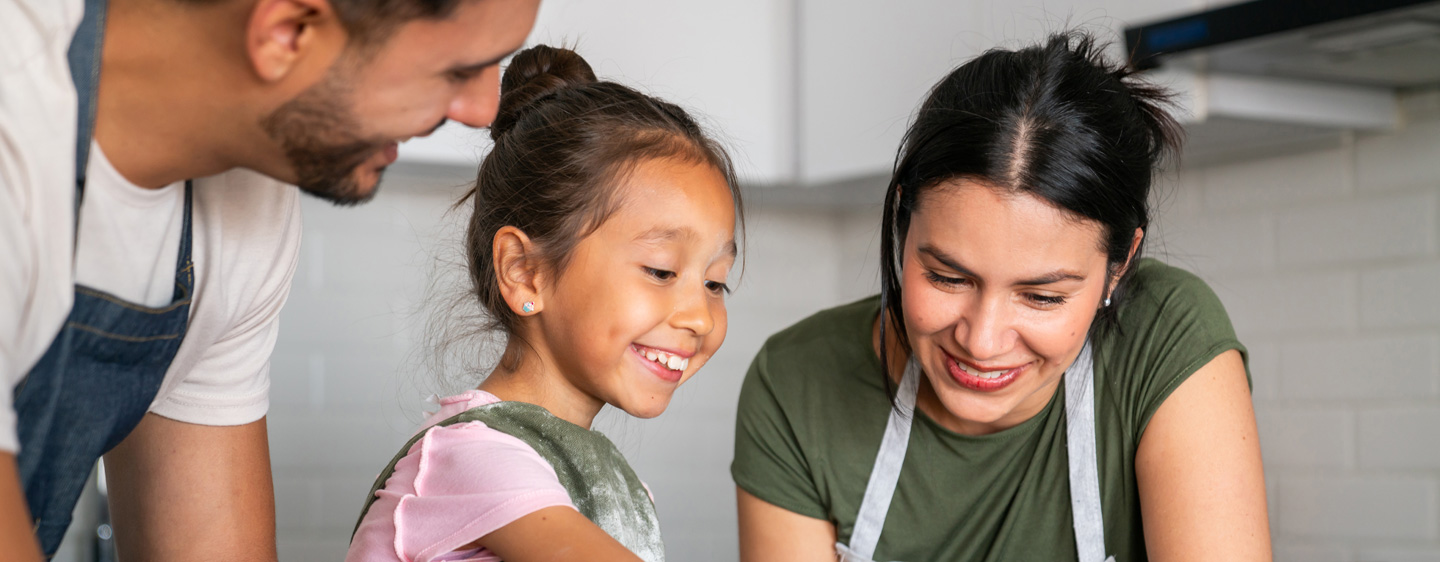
[731,259,1247,561]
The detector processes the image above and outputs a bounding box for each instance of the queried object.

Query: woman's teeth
[957,362,1008,380]
[639,346,688,372]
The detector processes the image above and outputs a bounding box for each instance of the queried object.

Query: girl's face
[536,157,737,419]
[900,179,1112,435]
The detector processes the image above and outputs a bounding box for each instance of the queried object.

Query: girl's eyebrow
[635,227,737,259]
[918,244,1085,286]
[634,227,694,243]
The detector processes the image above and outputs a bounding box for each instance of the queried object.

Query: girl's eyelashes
[705,280,732,295]
[643,266,677,281]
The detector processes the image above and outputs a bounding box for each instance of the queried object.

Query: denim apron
[835,342,1115,562]
[12,0,196,554]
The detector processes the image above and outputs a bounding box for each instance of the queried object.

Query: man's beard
[261,65,386,207]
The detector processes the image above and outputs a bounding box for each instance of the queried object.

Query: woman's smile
[942,350,1030,392]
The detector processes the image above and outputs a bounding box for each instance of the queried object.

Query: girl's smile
[630,343,692,382]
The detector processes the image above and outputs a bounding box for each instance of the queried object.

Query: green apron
[353,401,665,561]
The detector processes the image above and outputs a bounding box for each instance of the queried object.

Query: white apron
[835,342,1115,562]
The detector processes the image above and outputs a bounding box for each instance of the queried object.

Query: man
[0,0,540,558]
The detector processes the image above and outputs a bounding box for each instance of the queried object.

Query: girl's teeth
[637,346,688,372]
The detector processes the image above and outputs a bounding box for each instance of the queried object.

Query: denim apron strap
[69,0,107,211]
[834,342,1112,562]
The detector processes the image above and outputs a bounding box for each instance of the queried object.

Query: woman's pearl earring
[521,301,535,314]
[1103,297,1112,307]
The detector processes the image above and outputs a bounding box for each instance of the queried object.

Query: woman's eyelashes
[923,270,971,289]
[1025,293,1067,307]
[923,270,1069,308]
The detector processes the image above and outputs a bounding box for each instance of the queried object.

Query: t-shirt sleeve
[1105,261,1250,439]
[349,421,576,562]
[149,180,302,425]
[731,344,828,520]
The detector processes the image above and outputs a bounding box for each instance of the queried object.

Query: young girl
[346,45,743,562]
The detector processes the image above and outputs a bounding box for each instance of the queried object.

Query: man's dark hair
[328,0,467,46]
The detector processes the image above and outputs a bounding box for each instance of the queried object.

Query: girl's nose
[670,288,717,337]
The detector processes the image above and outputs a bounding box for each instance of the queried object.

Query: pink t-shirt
[346,390,577,562]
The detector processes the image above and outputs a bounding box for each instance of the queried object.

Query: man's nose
[447,67,501,128]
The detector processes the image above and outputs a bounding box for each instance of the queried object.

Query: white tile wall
[269,111,1440,561]
[1150,110,1440,561]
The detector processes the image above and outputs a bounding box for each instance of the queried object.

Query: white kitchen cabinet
[398,0,1207,187]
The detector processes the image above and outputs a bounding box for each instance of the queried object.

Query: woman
[731,32,1270,561]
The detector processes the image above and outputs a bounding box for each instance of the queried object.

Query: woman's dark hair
[879,31,1181,387]
[462,44,743,370]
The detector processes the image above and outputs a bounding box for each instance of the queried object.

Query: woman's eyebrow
[918,244,1085,285]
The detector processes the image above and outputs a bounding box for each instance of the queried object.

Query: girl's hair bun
[490,45,597,140]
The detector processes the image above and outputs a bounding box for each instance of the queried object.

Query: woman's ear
[1108,227,1146,296]
[493,226,547,315]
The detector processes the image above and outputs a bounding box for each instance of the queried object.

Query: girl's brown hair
[461,44,743,369]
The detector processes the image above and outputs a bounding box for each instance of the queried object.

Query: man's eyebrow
[917,244,1085,285]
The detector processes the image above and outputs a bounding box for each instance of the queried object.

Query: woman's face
[900,179,1113,435]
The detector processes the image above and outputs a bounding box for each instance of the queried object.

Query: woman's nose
[956,296,1012,360]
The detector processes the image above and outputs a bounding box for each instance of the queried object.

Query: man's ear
[493,226,548,315]
[246,0,344,83]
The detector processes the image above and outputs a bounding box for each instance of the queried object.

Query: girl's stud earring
[1103,297,1112,307]
[521,301,535,314]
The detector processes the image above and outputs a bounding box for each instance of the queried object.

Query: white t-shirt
[0,0,303,452]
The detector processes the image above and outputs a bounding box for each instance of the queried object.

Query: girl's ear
[493,226,547,315]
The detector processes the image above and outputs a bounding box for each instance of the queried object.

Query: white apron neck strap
[842,359,921,561]
[1064,341,1112,562]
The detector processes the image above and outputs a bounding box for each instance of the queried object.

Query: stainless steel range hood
[1124,0,1440,163]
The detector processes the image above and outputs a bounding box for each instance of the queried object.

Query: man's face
[263,0,541,205]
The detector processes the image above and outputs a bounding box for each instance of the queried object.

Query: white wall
[1147,97,1440,561]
